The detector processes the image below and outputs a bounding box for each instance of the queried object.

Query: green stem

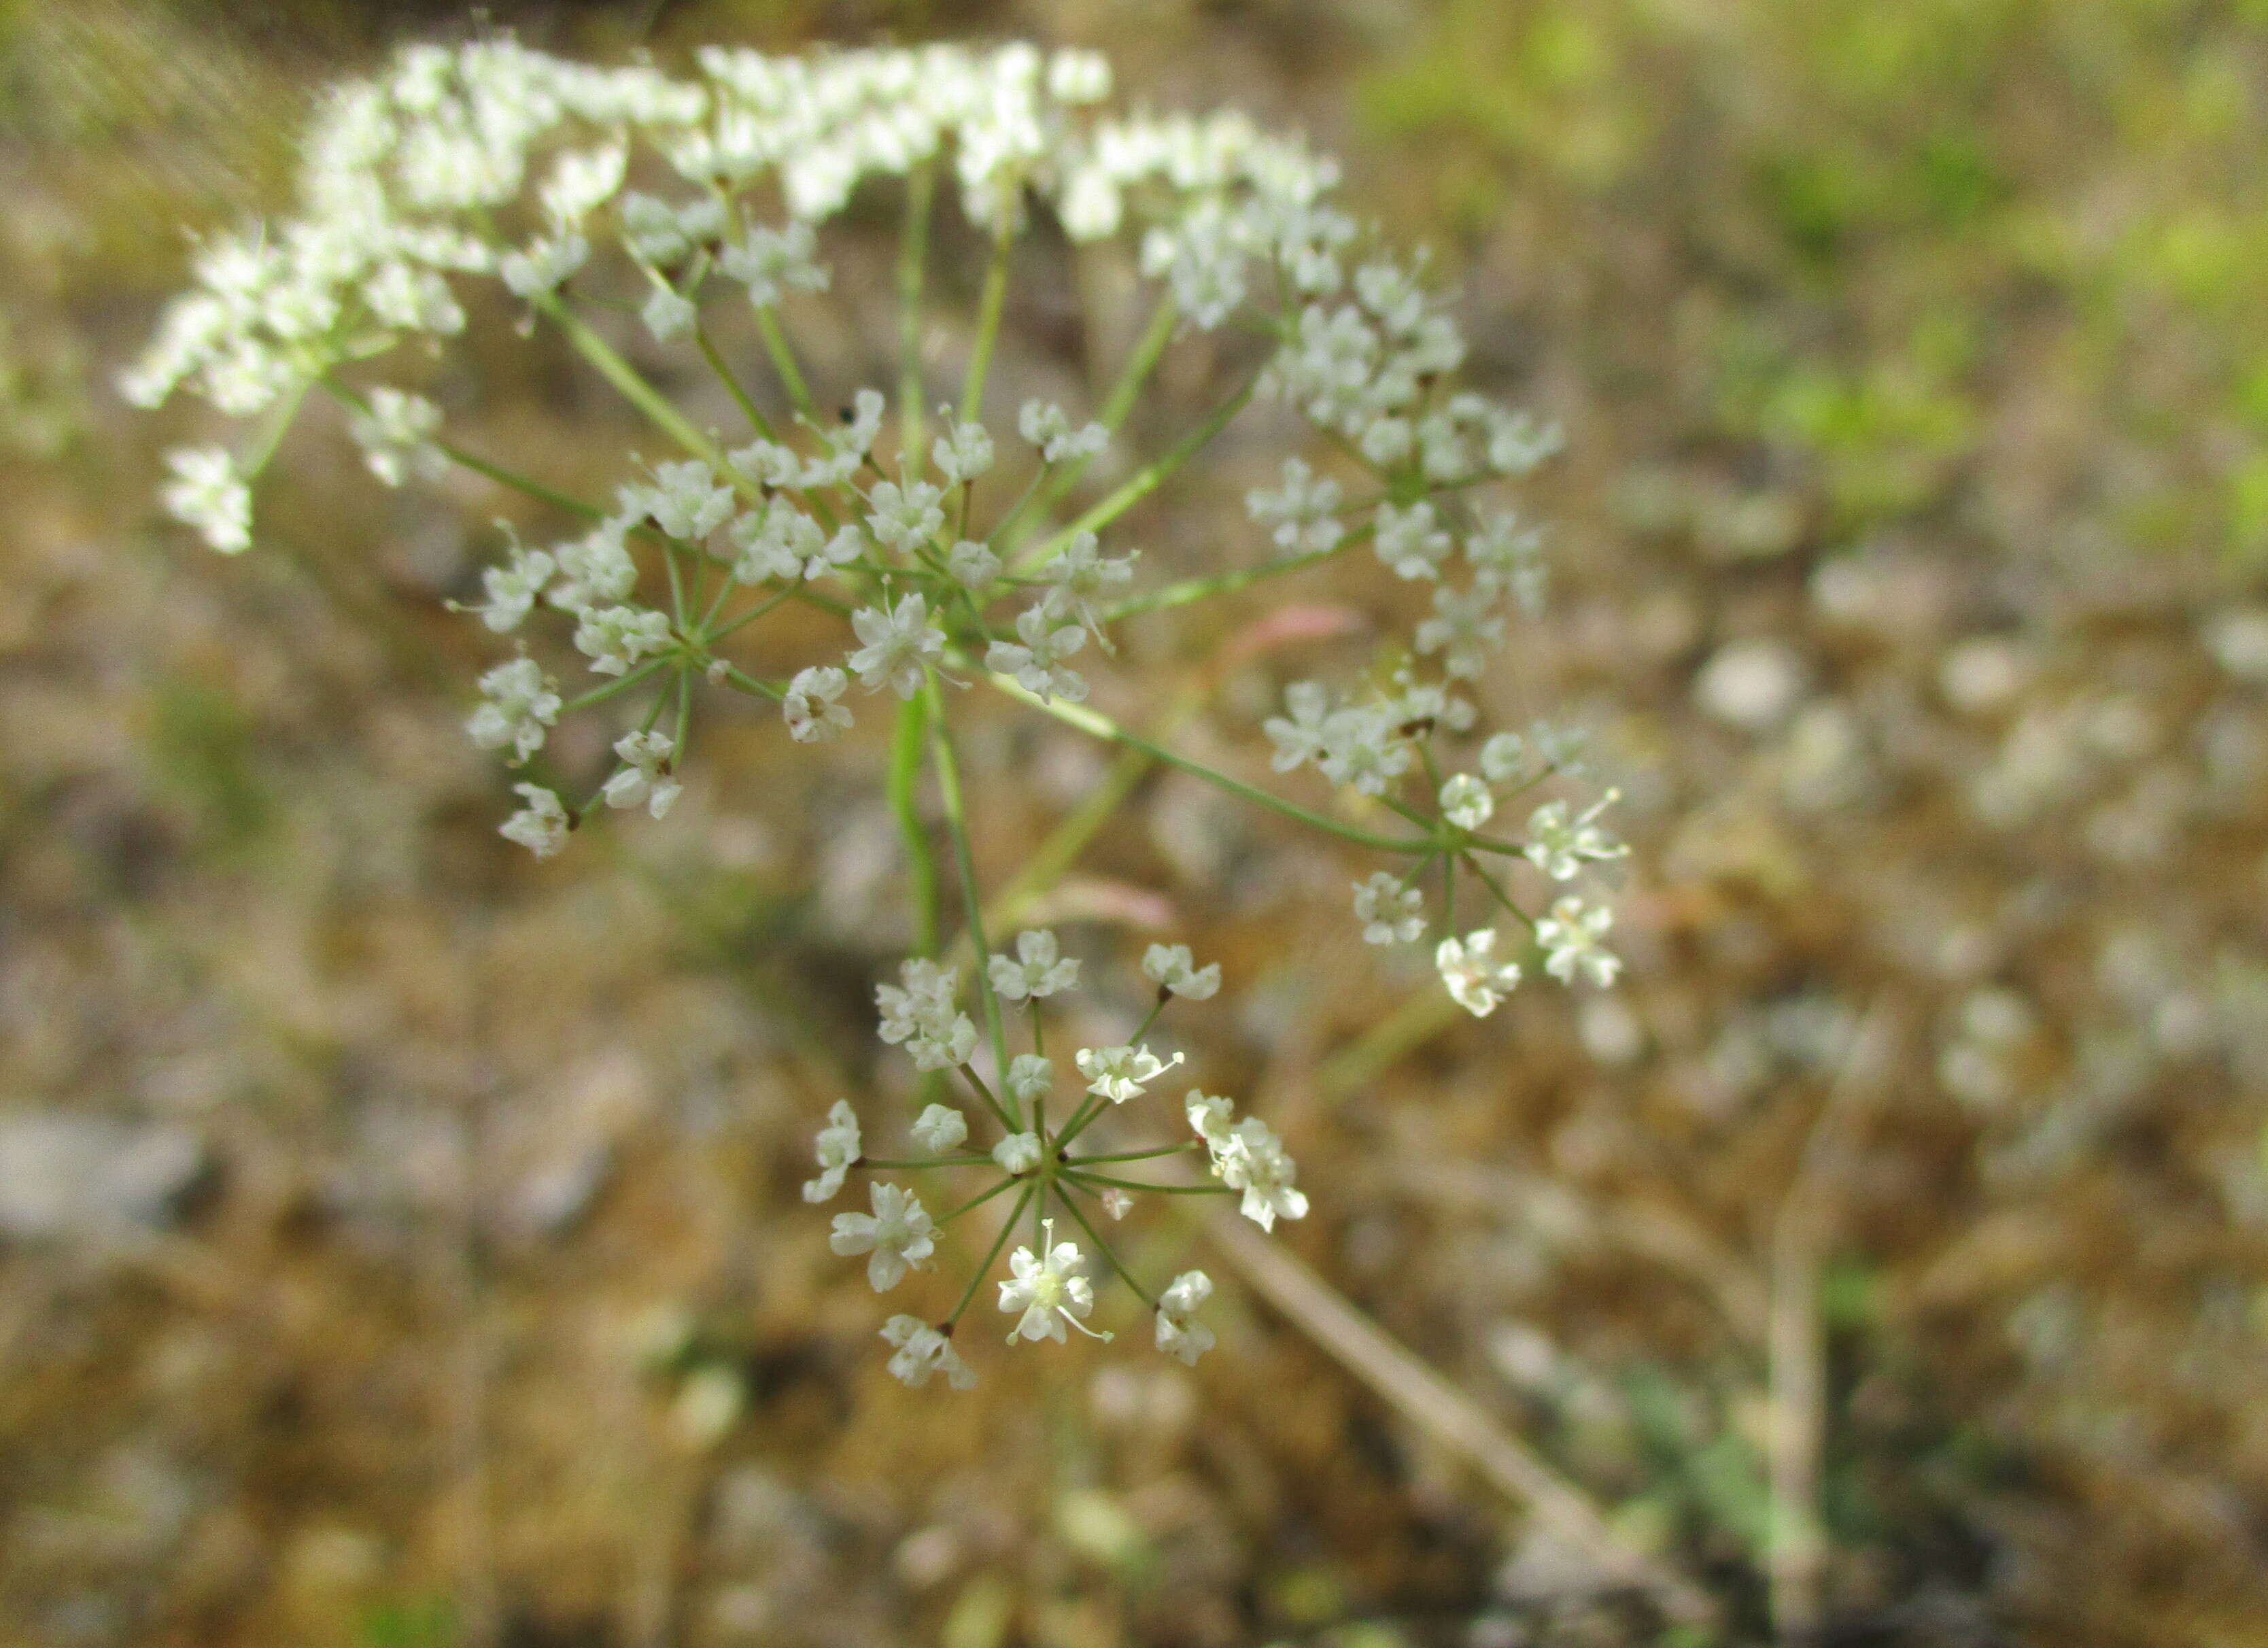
[960,229,1014,422]
[1099,534,1360,625]
[926,676,1013,1095]
[1012,372,1259,574]
[717,665,783,702]
[695,324,778,441]
[889,696,942,958]
[936,1173,1022,1227]
[1063,1169,1233,1197]
[561,657,669,713]
[984,674,1430,854]
[243,376,312,480]
[1069,1141,1201,1166]
[897,160,935,474]
[1054,1184,1156,1309]
[1458,852,1536,932]
[860,1155,993,1170]
[754,304,817,420]
[1001,294,1179,558]
[537,295,734,477]
[948,1183,1034,1327]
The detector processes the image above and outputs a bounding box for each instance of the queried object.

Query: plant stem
[960,229,1013,422]
[695,324,778,441]
[947,1183,1033,1327]
[1055,1185,1157,1309]
[753,304,816,420]
[536,295,740,482]
[936,1173,1021,1227]
[1069,1141,1200,1165]
[985,674,1430,854]
[926,676,1012,1089]
[897,161,935,473]
[888,696,941,957]
[1064,1169,1234,1197]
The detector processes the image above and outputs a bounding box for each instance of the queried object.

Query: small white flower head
[783,665,853,742]
[1154,1269,1216,1366]
[1437,929,1521,1017]
[467,538,555,634]
[1316,702,1412,795]
[1415,585,1506,681]
[349,387,445,487]
[549,517,638,614]
[540,142,628,227]
[877,959,959,1046]
[906,1014,979,1073]
[1195,1107,1307,1232]
[640,285,698,342]
[1006,1054,1054,1108]
[1359,415,1413,468]
[846,593,945,698]
[910,1103,968,1154]
[1141,942,1220,1000]
[1352,872,1426,946]
[500,231,589,299]
[1018,399,1109,464]
[1047,47,1112,103]
[1479,731,1528,783]
[1099,1188,1134,1221]
[1465,510,1546,613]
[1246,457,1345,557]
[999,1220,1107,1344]
[630,459,736,541]
[1536,897,1621,989]
[829,388,887,461]
[986,604,1088,704]
[499,783,568,859]
[574,604,673,676]
[466,655,560,763]
[1039,530,1137,636]
[601,729,682,819]
[931,413,996,485]
[863,479,945,554]
[1263,681,1333,772]
[992,1131,1044,1175]
[160,446,252,553]
[1524,791,1628,882]
[1076,1042,1182,1105]
[720,220,829,307]
[947,538,1001,589]
[1374,500,1452,581]
[1439,773,1494,832]
[989,929,1081,1001]
[829,1181,936,1291]
[802,1099,863,1203]
[880,1315,976,1390]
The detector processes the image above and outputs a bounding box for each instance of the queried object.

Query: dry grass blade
[1203,1211,1717,1626]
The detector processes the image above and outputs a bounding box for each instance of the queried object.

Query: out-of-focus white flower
[1537,897,1620,988]
[160,447,252,553]
[1154,1269,1214,1364]
[1141,943,1220,999]
[802,1099,862,1203]
[1437,929,1519,1016]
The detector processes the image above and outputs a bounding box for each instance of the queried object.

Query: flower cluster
[800,935,1282,1386]
[128,37,1632,1378]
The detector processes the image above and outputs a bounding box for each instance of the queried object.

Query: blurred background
[3,1,2267,1643]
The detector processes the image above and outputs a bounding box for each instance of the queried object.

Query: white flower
[946,538,1001,589]
[499,783,568,859]
[1316,702,1411,795]
[601,729,682,819]
[720,220,829,307]
[1141,943,1220,1000]
[1523,791,1628,882]
[1076,1042,1182,1105]
[467,540,555,633]
[1187,1095,1307,1231]
[629,459,736,540]
[1536,897,1621,988]
[1099,1188,1133,1220]
[802,1099,862,1203]
[348,387,445,487]
[1047,48,1112,103]
[1018,399,1109,464]
[931,415,995,485]
[877,959,959,1046]
[621,191,723,265]
[549,518,638,613]
[1465,510,1546,613]
[1374,500,1451,581]
[863,479,945,553]
[1245,457,1344,557]
[1006,1054,1054,1108]
[1415,585,1505,681]
[1479,731,1528,783]
[1263,681,1332,772]
[993,1132,1043,1175]
[640,285,698,341]
[846,593,944,698]
[1352,872,1425,946]
[906,1014,978,1072]
[1486,407,1562,475]
[732,499,859,584]
[1038,530,1137,635]
[500,231,588,298]
[999,1221,1107,1343]
[466,656,560,763]
[1439,773,1493,831]
[160,447,252,553]
[829,1182,935,1291]
[986,604,1088,704]
[880,1315,976,1390]
[1154,1269,1215,1365]
[574,604,674,676]
[783,665,853,742]
[1436,929,1521,1016]
[989,929,1081,1001]
[910,1104,967,1154]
